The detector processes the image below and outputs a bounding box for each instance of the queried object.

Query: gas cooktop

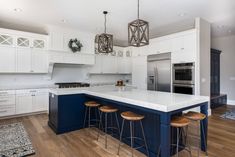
[55,82,90,88]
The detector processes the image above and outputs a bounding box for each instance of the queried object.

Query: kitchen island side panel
[48,93,87,134]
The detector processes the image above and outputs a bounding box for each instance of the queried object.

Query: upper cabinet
[0,28,48,73]
[171,32,197,63]
[89,46,132,74]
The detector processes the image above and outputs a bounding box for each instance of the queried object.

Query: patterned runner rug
[220,109,235,120]
[0,123,35,157]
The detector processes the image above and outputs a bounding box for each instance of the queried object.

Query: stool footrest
[120,136,146,150]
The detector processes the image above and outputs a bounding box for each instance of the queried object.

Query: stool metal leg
[83,106,88,128]
[88,107,91,128]
[97,111,103,141]
[117,119,125,155]
[105,113,108,149]
[176,128,180,157]
[115,112,120,135]
[130,121,134,157]
[140,120,150,157]
[201,121,208,157]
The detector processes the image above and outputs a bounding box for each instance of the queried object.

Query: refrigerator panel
[155,59,171,92]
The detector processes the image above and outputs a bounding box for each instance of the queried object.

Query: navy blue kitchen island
[48,86,209,157]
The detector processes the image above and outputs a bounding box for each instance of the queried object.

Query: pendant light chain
[137,0,140,19]
[104,13,107,33]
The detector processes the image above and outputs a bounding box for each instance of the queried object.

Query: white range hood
[46,51,95,79]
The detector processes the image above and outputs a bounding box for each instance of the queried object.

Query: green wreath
[68,38,83,53]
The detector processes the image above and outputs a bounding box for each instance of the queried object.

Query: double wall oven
[173,62,195,95]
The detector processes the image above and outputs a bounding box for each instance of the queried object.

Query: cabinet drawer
[0,107,15,117]
[0,97,15,105]
[0,90,15,96]
[16,89,48,95]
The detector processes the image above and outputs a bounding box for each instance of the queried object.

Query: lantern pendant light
[128,0,149,47]
[97,11,113,53]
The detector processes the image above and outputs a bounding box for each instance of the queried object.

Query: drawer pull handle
[0,110,7,113]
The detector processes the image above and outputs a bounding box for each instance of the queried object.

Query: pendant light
[128,0,149,47]
[97,11,113,53]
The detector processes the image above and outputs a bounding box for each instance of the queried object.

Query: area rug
[220,110,235,120]
[0,123,35,157]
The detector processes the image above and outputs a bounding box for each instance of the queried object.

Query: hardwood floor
[0,105,235,157]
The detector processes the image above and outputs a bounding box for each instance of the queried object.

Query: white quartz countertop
[0,84,58,91]
[49,86,209,112]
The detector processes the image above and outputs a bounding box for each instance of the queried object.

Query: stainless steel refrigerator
[147,53,171,92]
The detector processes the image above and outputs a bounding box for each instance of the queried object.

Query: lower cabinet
[16,89,49,115]
[0,90,16,117]
[48,93,87,134]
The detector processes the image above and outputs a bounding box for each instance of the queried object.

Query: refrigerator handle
[154,67,158,91]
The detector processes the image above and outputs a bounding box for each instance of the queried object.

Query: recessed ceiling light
[178,13,187,17]
[14,8,22,12]
[61,19,67,23]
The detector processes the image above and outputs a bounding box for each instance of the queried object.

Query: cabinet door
[102,56,117,73]
[33,39,45,49]
[117,57,132,74]
[49,32,64,51]
[16,94,32,114]
[132,56,147,89]
[0,47,16,72]
[32,94,49,112]
[31,50,48,73]
[89,55,102,73]
[16,48,31,72]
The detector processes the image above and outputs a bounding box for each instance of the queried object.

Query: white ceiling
[0,0,234,46]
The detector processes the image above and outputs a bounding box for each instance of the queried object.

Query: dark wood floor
[0,105,235,157]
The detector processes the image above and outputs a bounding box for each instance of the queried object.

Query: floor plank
[0,105,234,157]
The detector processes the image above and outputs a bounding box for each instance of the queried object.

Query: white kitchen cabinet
[132,56,147,90]
[31,50,48,73]
[0,46,16,72]
[16,94,33,114]
[32,93,49,112]
[0,90,16,117]
[16,89,49,114]
[171,33,196,63]
[49,31,64,51]
[16,48,31,73]
[102,55,117,73]
[89,55,102,73]
[117,57,132,74]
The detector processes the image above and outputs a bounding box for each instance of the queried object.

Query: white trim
[228,100,235,105]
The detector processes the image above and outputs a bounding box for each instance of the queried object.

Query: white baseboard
[228,100,235,105]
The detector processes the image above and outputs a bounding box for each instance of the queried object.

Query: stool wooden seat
[99,105,118,113]
[171,116,190,128]
[184,111,206,121]
[121,111,144,121]
[85,101,100,107]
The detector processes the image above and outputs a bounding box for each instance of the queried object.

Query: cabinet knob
[181,48,184,50]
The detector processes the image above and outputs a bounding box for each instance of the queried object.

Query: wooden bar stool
[83,101,100,128]
[97,105,120,149]
[184,111,208,157]
[117,111,149,157]
[171,116,192,157]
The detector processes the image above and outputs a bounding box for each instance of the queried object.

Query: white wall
[212,35,235,104]
[195,18,211,97]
